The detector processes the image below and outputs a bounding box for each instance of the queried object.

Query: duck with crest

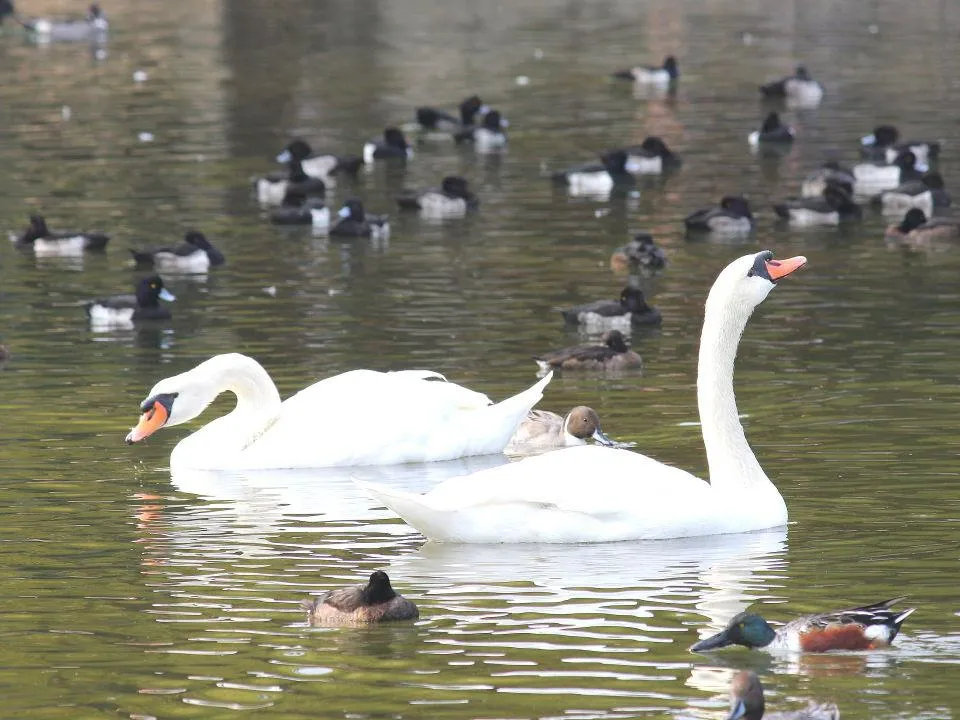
[561,287,661,328]
[12,214,108,255]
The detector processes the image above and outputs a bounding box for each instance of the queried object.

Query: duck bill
[765,255,806,281]
[690,628,734,652]
[915,160,929,173]
[159,288,175,302]
[125,402,169,444]
[726,699,747,720]
[860,134,876,146]
[276,149,292,163]
[592,428,617,447]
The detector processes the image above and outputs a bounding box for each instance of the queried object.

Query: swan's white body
[360,251,804,543]
[128,354,552,471]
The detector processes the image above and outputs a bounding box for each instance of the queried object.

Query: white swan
[359,250,807,543]
[124,353,552,471]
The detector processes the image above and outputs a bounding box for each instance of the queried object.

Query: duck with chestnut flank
[302,571,418,625]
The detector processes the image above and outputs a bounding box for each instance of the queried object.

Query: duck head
[690,611,777,651]
[720,196,753,219]
[185,231,225,265]
[794,65,812,80]
[482,110,504,132]
[898,208,928,233]
[383,127,409,151]
[135,274,175,307]
[601,149,629,174]
[640,136,672,157]
[361,571,398,605]
[18,214,50,243]
[760,112,784,134]
[619,287,651,312]
[894,150,926,173]
[823,183,856,210]
[441,176,471,199]
[663,55,679,79]
[338,198,366,222]
[861,124,898,148]
[459,95,486,124]
[602,329,630,353]
[276,139,312,164]
[564,406,616,446]
[726,671,766,720]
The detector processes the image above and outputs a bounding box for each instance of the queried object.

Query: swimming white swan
[359,250,807,543]
[125,353,552,471]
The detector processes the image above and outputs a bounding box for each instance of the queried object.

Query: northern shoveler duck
[551,150,635,197]
[12,214,109,255]
[130,231,225,273]
[611,55,679,85]
[255,156,327,206]
[561,288,661,329]
[363,127,413,163]
[609,136,682,175]
[268,189,330,228]
[853,150,927,192]
[726,671,839,720]
[454,109,507,151]
[748,112,795,147]
[534,329,642,371]
[690,597,915,653]
[801,162,855,198]
[86,275,175,326]
[759,65,823,106]
[610,233,667,272]
[860,124,941,166]
[415,95,487,134]
[885,208,960,241]
[773,183,861,226]
[302,571,418,625]
[396,175,479,217]
[275,139,363,182]
[870,171,950,216]
[684,196,753,234]
[328,198,390,239]
[506,406,620,453]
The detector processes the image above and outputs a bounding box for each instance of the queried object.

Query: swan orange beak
[125,399,170,444]
[766,255,806,281]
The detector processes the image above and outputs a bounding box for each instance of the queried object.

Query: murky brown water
[1,0,960,718]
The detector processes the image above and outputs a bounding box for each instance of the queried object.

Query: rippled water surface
[2,1,960,718]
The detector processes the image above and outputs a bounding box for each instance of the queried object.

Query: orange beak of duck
[765,255,806,281]
[125,393,176,444]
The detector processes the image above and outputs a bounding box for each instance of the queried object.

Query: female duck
[552,150,634,197]
[610,233,666,272]
[860,124,940,166]
[454,110,507,151]
[130,231,225,272]
[86,275,175,326]
[124,353,552,470]
[611,55,679,85]
[302,571,418,625]
[329,199,390,239]
[506,406,620,453]
[268,189,329,228]
[255,157,327,206]
[759,65,823,105]
[684,196,753,234]
[871,171,950,216]
[800,162,855,197]
[885,208,960,241]
[690,597,914,653]
[724,671,839,720]
[748,112,795,147]
[610,136,681,175]
[396,176,479,218]
[363,127,413,163]
[561,287,661,328]
[773,183,861,226]
[853,150,926,192]
[415,95,486,134]
[275,139,363,182]
[358,251,806,543]
[12,214,109,255]
[534,329,642,371]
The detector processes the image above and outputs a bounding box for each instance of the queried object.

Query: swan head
[707,251,806,318]
[689,611,776,651]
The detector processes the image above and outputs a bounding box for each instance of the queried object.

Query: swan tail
[356,480,453,541]
[473,372,552,452]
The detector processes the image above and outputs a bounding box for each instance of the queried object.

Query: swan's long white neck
[697,288,769,493]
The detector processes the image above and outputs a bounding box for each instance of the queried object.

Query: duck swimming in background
[454,110,508,151]
[853,150,927,192]
[561,287,661,329]
[506,406,622,454]
[125,353,552,470]
[255,155,327,206]
[870,171,950,216]
[884,208,960,241]
[358,251,806,543]
[415,95,487,135]
[610,233,667,272]
[611,55,679,85]
[534,329,642,372]
[22,2,108,42]
[800,162,855,198]
[275,139,363,182]
[691,597,915,653]
[328,198,390,239]
[773,183,861,226]
[609,136,681,175]
[684,196,754,234]
[86,275,175,327]
[130,231,225,273]
[860,124,941,166]
[268,189,329,228]
[725,671,839,720]
[396,176,479,218]
[748,112,795,147]
[302,571,418,625]
[759,65,823,105]
[12,214,109,255]
[363,127,413,163]
[552,150,635,197]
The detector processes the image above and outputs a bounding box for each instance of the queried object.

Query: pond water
[1,0,960,718]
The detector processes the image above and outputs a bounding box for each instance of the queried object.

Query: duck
[748,112,795,147]
[124,353,553,470]
[551,150,635,197]
[759,65,823,105]
[611,55,679,85]
[884,208,960,241]
[690,596,915,653]
[725,671,839,720]
[870,171,950,216]
[275,139,363,182]
[254,157,327,206]
[853,150,927,192]
[609,136,682,175]
[86,275,175,326]
[415,95,487,135]
[773,183,862,226]
[396,176,479,217]
[684,196,754,234]
[356,251,807,543]
[268,189,330,228]
[505,406,619,453]
[534,329,642,371]
[610,233,667,272]
[561,287,661,329]
[23,2,108,42]
[454,109,507,151]
[860,124,940,166]
[363,127,413,163]
[800,162,856,198]
[328,198,390,239]
[130,231,225,272]
[301,571,418,625]
[12,214,109,255]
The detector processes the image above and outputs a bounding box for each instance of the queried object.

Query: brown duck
[302,571,419,625]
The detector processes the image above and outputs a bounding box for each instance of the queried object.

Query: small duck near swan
[302,571,418,625]
[534,329,642,371]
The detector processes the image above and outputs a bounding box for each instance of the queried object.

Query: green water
[0,0,959,717]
